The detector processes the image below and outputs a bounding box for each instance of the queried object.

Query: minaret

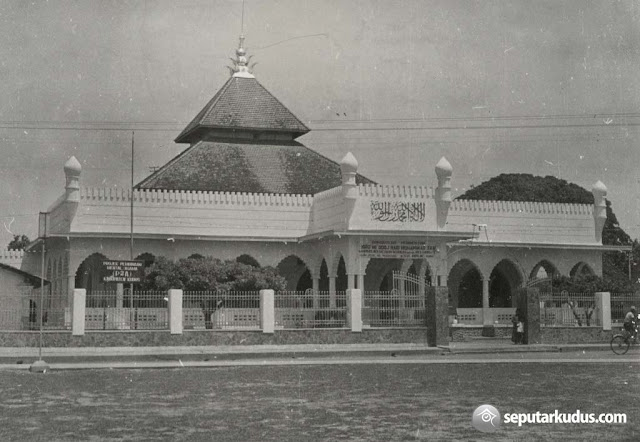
[591,180,607,243]
[64,156,82,202]
[435,157,453,229]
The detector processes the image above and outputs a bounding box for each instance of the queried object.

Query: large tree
[457,174,637,291]
[139,256,286,292]
[7,234,30,250]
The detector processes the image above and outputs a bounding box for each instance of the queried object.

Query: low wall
[450,325,512,342]
[0,328,429,347]
[540,326,624,344]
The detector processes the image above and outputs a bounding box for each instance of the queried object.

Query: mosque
[18,36,623,331]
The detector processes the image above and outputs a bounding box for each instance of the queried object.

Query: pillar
[72,288,86,336]
[595,292,611,331]
[347,289,362,332]
[260,289,275,333]
[427,286,449,346]
[347,274,356,290]
[357,274,365,292]
[116,283,124,308]
[312,277,320,308]
[329,276,336,308]
[482,278,491,326]
[168,289,183,335]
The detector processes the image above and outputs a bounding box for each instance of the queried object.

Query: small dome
[592,180,607,195]
[64,156,82,175]
[340,152,358,174]
[435,156,453,177]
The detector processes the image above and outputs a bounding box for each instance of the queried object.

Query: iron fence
[275,290,347,328]
[539,293,600,327]
[182,291,260,330]
[0,293,69,331]
[610,293,640,324]
[363,290,427,327]
[85,290,168,330]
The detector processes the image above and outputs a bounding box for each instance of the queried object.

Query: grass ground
[0,363,638,441]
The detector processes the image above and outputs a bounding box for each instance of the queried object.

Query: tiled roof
[175,77,310,143]
[136,139,375,195]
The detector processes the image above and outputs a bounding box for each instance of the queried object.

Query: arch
[336,256,347,291]
[319,259,329,291]
[529,260,558,280]
[75,253,111,293]
[489,259,524,308]
[447,259,483,309]
[570,262,595,279]
[236,254,260,268]
[363,258,404,291]
[276,255,311,291]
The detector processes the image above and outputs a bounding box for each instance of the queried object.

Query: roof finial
[229,0,255,78]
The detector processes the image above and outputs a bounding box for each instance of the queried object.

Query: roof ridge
[174,77,234,142]
[252,78,309,133]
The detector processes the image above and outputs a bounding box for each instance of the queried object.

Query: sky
[1,0,639,246]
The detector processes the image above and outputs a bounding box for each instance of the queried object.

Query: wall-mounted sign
[359,240,436,259]
[101,260,144,283]
[370,201,425,222]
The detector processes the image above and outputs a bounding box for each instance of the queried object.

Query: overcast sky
[1,0,639,246]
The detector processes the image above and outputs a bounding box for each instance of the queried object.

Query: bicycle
[610,325,638,355]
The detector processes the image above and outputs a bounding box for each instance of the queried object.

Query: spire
[230,35,255,78]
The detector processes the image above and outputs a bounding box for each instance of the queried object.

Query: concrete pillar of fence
[72,288,86,336]
[515,287,541,344]
[426,286,449,347]
[347,289,362,332]
[168,289,183,334]
[595,292,611,331]
[260,289,275,333]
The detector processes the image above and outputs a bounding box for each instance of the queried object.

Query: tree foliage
[457,174,594,204]
[139,256,286,292]
[7,234,30,250]
[458,173,638,290]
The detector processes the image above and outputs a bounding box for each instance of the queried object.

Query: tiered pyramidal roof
[138,36,374,195]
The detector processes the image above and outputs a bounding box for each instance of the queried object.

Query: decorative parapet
[79,187,314,207]
[0,249,24,268]
[313,186,343,202]
[357,184,434,199]
[451,199,592,215]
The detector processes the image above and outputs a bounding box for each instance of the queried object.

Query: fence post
[347,289,362,332]
[595,292,611,331]
[72,289,86,336]
[168,289,183,334]
[260,289,275,333]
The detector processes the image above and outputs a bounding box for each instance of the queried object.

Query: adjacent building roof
[0,262,49,287]
[136,139,375,195]
[174,76,310,143]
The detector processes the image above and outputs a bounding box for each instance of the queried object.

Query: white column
[168,289,183,335]
[357,274,365,291]
[72,289,86,336]
[347,274,356,290]
[116,283,124,309]
[595,292,611,331]
[260,289,275,333]
[329,276,336,308]
[482,278,491,325]
[312,277,320,308]
[347,289,362,332]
